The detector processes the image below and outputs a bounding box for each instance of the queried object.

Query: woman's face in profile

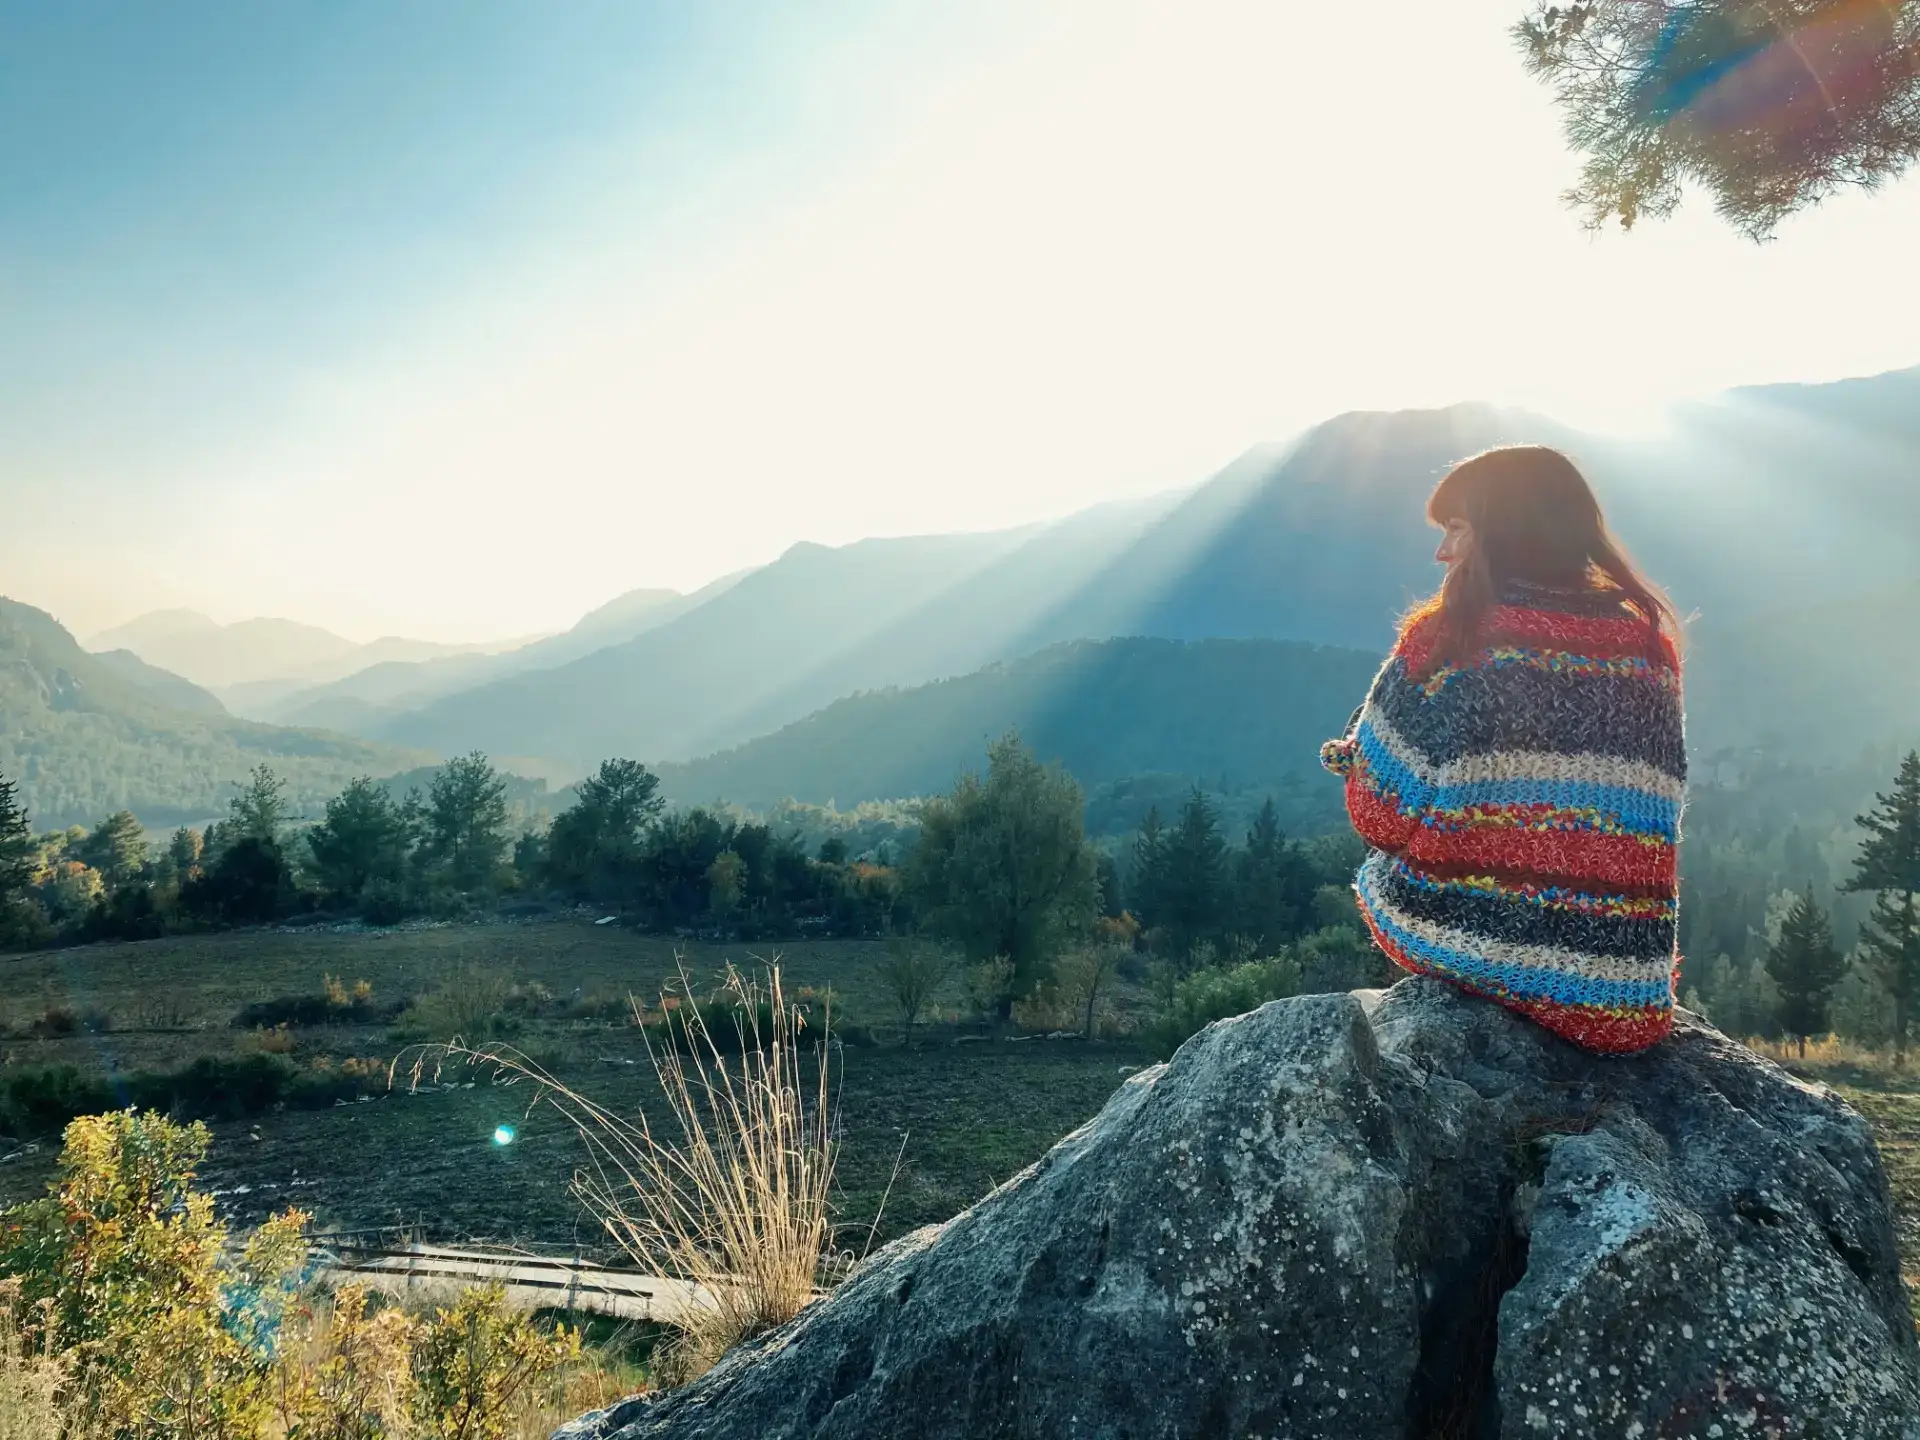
[1435,516,1473,570]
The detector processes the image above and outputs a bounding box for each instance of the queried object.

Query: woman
[1320,446,1685,1054]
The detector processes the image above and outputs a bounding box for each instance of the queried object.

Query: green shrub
[0,1067,115,1141]
[392,966,530,1042]
[231,974,390,1030]
[0,1054,365,1142]
[25,1006,77,1039]
[1147,954,1301,1058]
[1296,924,1394,993]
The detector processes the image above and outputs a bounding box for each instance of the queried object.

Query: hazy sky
[5,0,1918,642]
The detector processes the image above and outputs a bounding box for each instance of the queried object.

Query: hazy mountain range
[85,610,533,696]
[11,362,1914,831]
[362,369,1920,771]
[2,598,421,830]
[656,636,1381,838]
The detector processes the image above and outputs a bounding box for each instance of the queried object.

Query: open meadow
[0,917,1158,1254]
[5,918,1920,1327]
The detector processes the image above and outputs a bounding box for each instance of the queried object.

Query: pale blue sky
[5,1,1918,640]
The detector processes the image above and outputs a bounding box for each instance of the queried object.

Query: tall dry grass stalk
[0,1280,72,1440]
[402,960,843,1384]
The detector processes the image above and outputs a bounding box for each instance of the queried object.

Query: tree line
[0,751,904,946]
[5,738,1918,1060]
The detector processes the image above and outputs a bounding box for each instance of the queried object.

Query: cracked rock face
[559,979,1920,1440]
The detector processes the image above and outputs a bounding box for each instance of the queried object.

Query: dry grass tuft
[401,958,853,1386]
[1744,1034,1912,1081]
[0,1279,73,1440]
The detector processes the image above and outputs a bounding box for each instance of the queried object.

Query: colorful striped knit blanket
[1321,582,1686,1054]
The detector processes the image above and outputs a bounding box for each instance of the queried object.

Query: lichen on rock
[558,978,1920,1440]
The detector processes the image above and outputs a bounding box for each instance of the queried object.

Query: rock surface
[561,979,1920,1439]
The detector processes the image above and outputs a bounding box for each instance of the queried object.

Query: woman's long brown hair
[1406,445,1678,675]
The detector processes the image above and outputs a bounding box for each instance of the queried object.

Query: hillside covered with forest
[658,636,1378,834]
[1,597,424,829]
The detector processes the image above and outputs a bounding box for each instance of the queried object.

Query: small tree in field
[1845,751,1920,1062]
[875,939,956,1034]
[423,753,511,895]
[1054,944,1126,1039]
[226,764,289,846]
[903,732,1098,1014]
[1764,891,1846,1057]
[1515,0,1920,240]
[306,776,414,905]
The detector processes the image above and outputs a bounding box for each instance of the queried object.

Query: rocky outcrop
[560,979,1920,1439]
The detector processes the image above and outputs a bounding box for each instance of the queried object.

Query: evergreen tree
[546,758,663,901]
[1763,891,1846,1057]
[1845,751,1920,1061]
[1516,0,1920,241]
[423,753,511,894]
[306,777,414,904]
[902,731,1098,1010]
[0,770,34,904]
[77,811,148,891]
[1233,798,1311,952]
[226,764,289,846]
[1127,807,1167,927]
[1158,789,1228,966]
[163,827,204,885]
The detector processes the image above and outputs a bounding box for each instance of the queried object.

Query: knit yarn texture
[1322,583,1686,1054]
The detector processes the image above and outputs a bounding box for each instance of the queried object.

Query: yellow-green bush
[0,1111,616,1439]
[0,1109,308,1438]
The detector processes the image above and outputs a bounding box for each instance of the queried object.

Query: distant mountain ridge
[3,597,424,830]
[233,571,752,730]
[376,368,1920,773]
[657,636,1382,837]
[90,650,228,716]
[56,365,1920,797]
[88,609,526,694]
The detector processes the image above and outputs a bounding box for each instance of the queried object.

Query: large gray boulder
[561,979,1920,1439]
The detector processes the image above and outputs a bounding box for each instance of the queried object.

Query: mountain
[89,612,363,690]
[657,636,1382,837]
[235,572,752,733]
[89,649,228,716]
[1685,578,1920,759]
[372,367,1920,776]
[374,403,1559,770]
[2,597,424,831]
[91,611,536,697]
[377,526,1055,769]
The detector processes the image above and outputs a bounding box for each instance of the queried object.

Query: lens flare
[492,1124,516,1147]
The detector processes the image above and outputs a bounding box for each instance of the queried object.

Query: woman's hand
[1321,735,1358,777]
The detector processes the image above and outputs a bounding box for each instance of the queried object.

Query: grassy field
[3,919,1918,1327]
[0,919,1156,1255]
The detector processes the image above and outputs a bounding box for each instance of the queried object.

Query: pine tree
[0,770,35,904]
[1763,891,1845,1057]
[423,753,511,895]
[1844,751,1920,1062]
[1233,797,1312,952]
[78,810,149,891]
[306,777,414,904]
[1128,807,1167,929]
[227,764,289,845]
[1158,789,1228,968]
